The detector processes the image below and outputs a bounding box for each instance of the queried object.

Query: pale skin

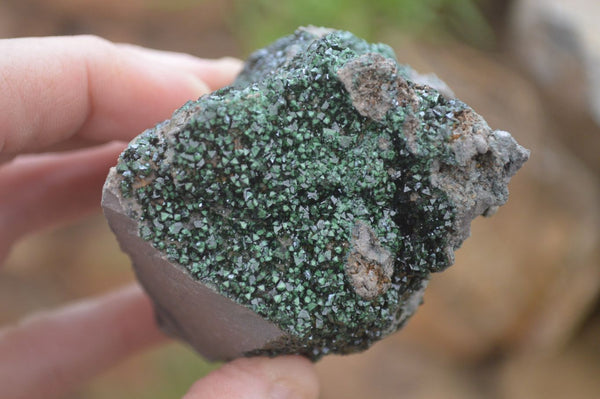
[0,36,319,399]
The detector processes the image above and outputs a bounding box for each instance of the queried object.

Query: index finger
[0,35,242,155]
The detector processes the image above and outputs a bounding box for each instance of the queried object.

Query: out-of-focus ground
[1,1,599,398]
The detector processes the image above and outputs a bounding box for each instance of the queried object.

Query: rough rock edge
[333,50,530,263]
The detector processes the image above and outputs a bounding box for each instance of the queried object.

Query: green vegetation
[229,0,495,52]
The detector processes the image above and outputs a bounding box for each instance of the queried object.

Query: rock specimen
[102,27,529,361]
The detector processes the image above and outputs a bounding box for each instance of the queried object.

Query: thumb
[183,356,320,399]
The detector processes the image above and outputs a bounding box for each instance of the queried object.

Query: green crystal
[112,27,529,359]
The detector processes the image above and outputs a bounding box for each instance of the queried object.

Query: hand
[0,36,319,399]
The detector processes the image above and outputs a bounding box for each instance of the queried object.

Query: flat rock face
[102,27,529,361]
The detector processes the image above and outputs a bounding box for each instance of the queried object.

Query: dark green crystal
[112,27,529,359]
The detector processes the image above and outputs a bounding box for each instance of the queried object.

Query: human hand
[0,36,319,399]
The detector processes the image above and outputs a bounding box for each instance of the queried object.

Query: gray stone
[102,27,529,361]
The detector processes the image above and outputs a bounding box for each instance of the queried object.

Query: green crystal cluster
[113,28,527,358]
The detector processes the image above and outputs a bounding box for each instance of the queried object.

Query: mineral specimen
[102,27,529,361]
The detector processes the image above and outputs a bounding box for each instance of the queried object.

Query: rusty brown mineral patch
[345,221,394,300]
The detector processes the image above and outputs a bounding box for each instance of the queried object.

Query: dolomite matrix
[102,27,529,361]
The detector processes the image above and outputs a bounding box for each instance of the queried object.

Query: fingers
[0,35,243,155]
[117,44,243,91]
[0,142,125,262]
[0,284,166,399]
[0,281,320,399]
[183,356,320,399]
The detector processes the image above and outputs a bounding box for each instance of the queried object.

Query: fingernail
[184,73,211,97]
[214,57,244,73]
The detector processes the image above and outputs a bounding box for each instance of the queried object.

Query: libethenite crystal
[102,27,529,361]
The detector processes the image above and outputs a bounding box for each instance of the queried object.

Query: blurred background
[1,0,599,398]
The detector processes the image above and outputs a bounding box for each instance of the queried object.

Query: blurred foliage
[228,0,496,54]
